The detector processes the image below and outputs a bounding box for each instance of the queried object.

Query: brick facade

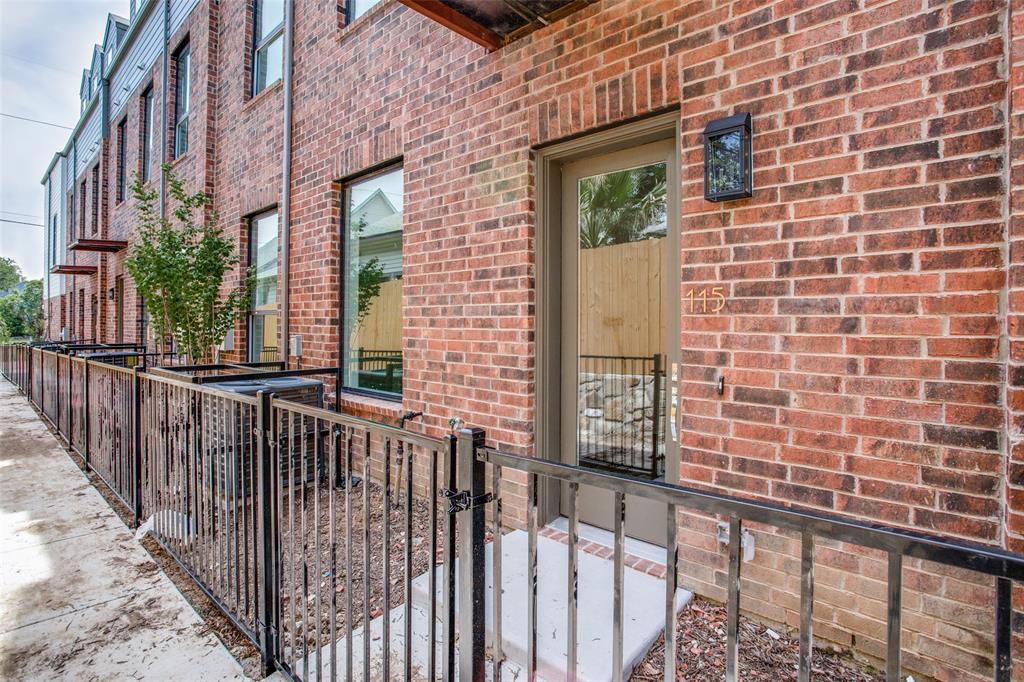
[44,1,1024,678]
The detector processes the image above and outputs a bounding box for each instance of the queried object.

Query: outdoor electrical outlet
[717,521,755,562]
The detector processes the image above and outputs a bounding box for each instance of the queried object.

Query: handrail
[270,395,447,453]
[480,446,1024,581]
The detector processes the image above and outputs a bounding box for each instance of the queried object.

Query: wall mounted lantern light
[703,112,753,202]
[108,287,116,301]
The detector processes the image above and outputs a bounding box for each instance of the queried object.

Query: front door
[559,138,677,545]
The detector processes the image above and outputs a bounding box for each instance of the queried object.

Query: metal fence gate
[2,344,1023,682]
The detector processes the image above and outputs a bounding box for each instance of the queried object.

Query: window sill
[168,150,191,170]
[336,390,403,424]
[243,78,282,113]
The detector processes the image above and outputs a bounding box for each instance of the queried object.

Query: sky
[0,0,126,281]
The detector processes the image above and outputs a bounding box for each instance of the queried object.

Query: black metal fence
[578,353,664,479]
[1,344,1022,682]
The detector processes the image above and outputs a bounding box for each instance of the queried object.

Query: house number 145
[685,287,726,313]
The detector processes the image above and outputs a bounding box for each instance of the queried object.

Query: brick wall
[41,1,1024,678]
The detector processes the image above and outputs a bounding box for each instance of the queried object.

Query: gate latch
[440,488,493,514]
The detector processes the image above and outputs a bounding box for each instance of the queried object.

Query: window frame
[252,0,284,96]
[247,209,280,362]
[346,0,383,23]
[141,87,154,182]
[79,180,87,238]
[90,164,99,235]
[339,162,405,401]
[116,118,128,203]
[172,43,190,159]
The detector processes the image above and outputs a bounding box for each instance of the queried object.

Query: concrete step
[411,529,692,682]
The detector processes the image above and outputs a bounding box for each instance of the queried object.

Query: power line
[0,51,81,77]
[0,210,42,219]
[0,112,73,130]
[0,218,44,227]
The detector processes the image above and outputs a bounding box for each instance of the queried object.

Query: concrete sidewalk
[0,379,251,681]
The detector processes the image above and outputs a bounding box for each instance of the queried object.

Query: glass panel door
[560,139,675,545]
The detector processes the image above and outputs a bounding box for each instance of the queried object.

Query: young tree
[125,166,254,364]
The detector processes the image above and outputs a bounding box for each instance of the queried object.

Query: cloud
[0,0,127,281]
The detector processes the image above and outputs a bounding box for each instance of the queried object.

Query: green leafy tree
[0,279,42,339]
[0,314,10,344]
[125,166,254,364]
[357,257,386,325]
[0,257,22,293]
[578,164,667,249]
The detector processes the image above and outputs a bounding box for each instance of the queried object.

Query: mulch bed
[631,598,883,681]
[276,474,448,662]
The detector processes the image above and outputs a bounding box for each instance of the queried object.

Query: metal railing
[1,344,1022,682]
[578,353,664,479]
[472,443,1024,682]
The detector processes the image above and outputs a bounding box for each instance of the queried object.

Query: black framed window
[116,118,127,202]
[50,215,57,263]
[342,165,403,398]
[141,87,153,181]
[248,210,280,361]
[347,0,382,22]
[172,43,190,158]
[252,0,284,96]
[90,165,99,234]
[79,180,86,238]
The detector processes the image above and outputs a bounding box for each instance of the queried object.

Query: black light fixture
[108,287,116,301]
[703,112,753,202]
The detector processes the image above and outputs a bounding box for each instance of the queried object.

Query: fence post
[132,367,143,527]
[83,360,91,471]
[457,427,487,682]
[256,389,277,676]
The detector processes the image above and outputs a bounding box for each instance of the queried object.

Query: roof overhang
[69,238,128,253]
[50,264,98,275]
[398,0,594,50]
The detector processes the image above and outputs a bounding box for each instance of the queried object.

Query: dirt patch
[631,598,883,681]
[276,475,449,662]
[140,533,264,678]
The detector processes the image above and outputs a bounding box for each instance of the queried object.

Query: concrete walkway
[0,379,250,681]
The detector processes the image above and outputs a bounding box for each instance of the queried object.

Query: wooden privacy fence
[1,344,1022,682]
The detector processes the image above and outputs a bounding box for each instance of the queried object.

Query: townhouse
[41,0,1024,678]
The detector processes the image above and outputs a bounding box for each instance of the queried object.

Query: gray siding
[170,0,199,36]
[75,105,102,179]
[109,1,163,121]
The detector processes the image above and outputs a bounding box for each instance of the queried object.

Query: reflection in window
[576,161,668,480]
[342,166,403,397]
[173,43,190,158]
[253,0,284,95]
[348,0,382,21]
[248,211,280,361]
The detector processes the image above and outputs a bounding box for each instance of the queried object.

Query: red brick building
[41,0,1024,678]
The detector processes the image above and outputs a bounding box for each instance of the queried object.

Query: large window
[141,87,154,182]
[173,43,190,158]
[91,165,99,234]
[252,0,283,96]
[347,0,382,21]
[79,180,86,238]
[248,210,280,361]
[117,118,127,202]
[342,166,403,397]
